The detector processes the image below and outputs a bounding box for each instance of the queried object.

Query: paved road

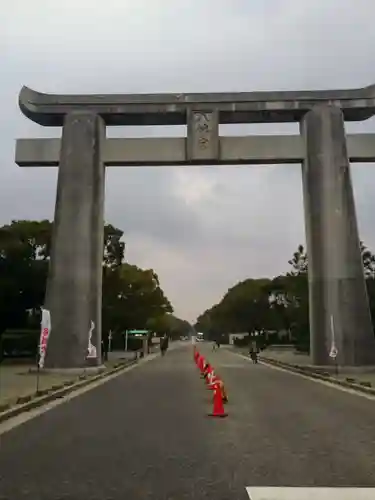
[1,343,375,499]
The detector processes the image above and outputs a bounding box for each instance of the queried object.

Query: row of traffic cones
[193,346,228,418]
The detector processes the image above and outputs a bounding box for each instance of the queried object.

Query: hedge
[0,329,39,359]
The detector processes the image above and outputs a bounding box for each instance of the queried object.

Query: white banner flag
[87,320,97,359]
[39,308,51,369]
[329,315,338,359]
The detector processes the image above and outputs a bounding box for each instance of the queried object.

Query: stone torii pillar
[44,112,105,368]
[301,105,375,366]
[26,111,104,368]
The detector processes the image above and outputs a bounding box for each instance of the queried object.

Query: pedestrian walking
[160,334,169,356]
[249,346,258,364]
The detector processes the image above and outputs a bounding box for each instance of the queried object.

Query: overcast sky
[2,0,375,323]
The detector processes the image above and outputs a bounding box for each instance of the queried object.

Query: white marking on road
[0,353,159,436]
[234,352,375,401]
[246,487,375,499]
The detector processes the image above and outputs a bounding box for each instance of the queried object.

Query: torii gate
[15,84,375,369]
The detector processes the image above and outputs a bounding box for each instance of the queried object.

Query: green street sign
[126,329,149,337]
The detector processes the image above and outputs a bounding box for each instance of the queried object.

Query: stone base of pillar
[29,365,106,376]
[86,357,101,367]
[301,364,375,375]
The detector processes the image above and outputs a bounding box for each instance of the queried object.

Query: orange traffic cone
[207,372,219,391]
[198,355,205,373]
[196,354,201,369]
[203,363,212,382]
[208,382,228,418]
[205,366,214,385]
[207,376,227,403]
[200,358,207,376]
[207,373,219,389]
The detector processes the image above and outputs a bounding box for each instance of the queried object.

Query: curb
[259,355,375,396]
[0,359,138,424]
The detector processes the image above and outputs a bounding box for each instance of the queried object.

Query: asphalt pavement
[0,342,375,500]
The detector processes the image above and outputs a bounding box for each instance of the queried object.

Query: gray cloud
[1,0,375,322]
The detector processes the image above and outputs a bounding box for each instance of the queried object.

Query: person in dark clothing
[101,334,109,362]
[160,334,169,356]
[212,337,221,350]
[249,346,258,364]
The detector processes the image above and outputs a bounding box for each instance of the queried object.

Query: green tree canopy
[0,220,174,342]
[102,263,173,334]
[195,241,375,351]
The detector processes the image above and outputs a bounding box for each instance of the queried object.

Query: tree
[146,315,171,337]
[287,244,308,276]
[195,278,274,346]
[196,242,375,350]
[361,241,375,279]
[195,303,230,340]
[196,240,375,353]
[283,241,375,346]
[0,220,174,349]
[166,315,192,340]
[361,242,375,327]
[102,263,173,335]
[146,314,191,339]
[103,224,125,269]
[0,220,51,332]
[287,241,375,278]
[220,278,271,333]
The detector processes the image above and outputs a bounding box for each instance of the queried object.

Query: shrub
[0,329,39,359]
